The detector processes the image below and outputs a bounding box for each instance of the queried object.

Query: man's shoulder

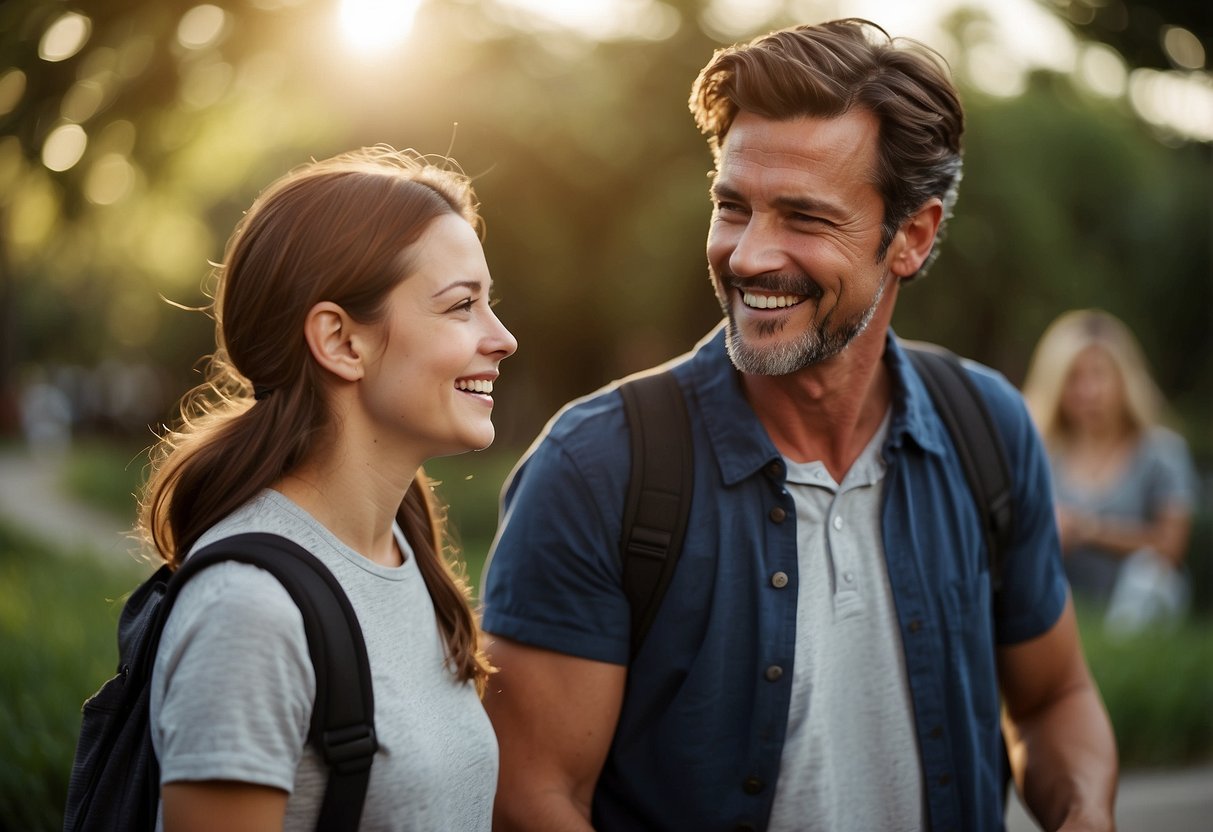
[536,331,721,453]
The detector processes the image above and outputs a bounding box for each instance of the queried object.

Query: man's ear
[888,198,944,279]
[303,301,366,383]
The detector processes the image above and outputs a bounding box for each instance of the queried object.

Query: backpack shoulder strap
[171,532,376,830]
[619,371,694,660]
[904,345,1014,590]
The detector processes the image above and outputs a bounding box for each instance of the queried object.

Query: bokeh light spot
[41,124,89,172]
[181,61,234,109]
[1162,26,1206,71]
[0,69,27,117]
[966,42,1027,98]
[1077,43,1127,99]
[1129,69,1213,142]
[85,153,137,205]
[61,77,110,123]
[178,5,228,50]
[39,13,92,62]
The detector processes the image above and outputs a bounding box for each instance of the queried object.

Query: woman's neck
[273,441,415,568]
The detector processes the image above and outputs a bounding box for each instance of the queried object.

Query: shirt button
[842,571,854,584]
[764,665,783,682]
[742,776,764,795]
[766,461,782,478]
[938,774,952,787]
[908,619,923,633]
[930,725,944,739]
[770,571,789,589]
[832,515,843,530]
[769,506,787,523]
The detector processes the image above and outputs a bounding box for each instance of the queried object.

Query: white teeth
[742,292,801,309]
[456,379,493,394]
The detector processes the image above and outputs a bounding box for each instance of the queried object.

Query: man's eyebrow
[432,280,484,298]
[710,183,746,203]
[711,183,843,218]
[772,194,843,218]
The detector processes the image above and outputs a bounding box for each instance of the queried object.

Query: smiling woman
[339,0,423,51]
[131,146,515,830]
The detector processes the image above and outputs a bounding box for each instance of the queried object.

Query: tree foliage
[0,0,1209,452]
[1039,0,1211,71]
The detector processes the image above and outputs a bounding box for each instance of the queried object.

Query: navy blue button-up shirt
[482,324,1067,832]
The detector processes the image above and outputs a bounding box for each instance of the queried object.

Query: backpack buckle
[322,724,378,774]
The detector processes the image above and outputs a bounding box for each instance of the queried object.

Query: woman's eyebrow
[432,279,483,298]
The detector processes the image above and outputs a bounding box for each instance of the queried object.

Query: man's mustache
[716,267,824,301]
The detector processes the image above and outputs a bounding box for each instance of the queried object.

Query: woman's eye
[451,298,475,312]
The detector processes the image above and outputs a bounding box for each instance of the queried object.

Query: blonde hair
[1022,309,1165,448]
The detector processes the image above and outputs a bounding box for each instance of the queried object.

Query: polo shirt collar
[684,323,948,487]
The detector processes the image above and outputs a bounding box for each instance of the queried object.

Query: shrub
[1077,604,1213,767]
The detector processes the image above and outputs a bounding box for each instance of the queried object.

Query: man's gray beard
[722,273,888,376]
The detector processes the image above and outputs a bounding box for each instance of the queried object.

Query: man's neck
[742,308,895,482]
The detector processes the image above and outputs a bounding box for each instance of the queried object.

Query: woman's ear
[303,301,366,383]
[888,198,944,279]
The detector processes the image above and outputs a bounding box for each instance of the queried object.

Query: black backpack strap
[905,345,1014,590]
[620,371,694,660]
[169,533,376,831]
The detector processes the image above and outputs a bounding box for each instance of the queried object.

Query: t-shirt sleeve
[481,424,632,666]
[975,371,1070,645]
[1145,428,1199,514]
[151,561,314,790]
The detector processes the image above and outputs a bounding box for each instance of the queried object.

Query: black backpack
[619,344,1014,658]
[64,532,378,832]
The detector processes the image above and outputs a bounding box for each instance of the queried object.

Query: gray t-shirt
[1053,426,1199,603]
[768,411,925,831]
[149,490,498,830]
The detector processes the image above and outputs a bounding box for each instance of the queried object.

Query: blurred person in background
[140,147,515,829]
[1024,308,1198,636]
[481,19,1116,832]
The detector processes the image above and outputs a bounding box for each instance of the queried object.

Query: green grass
[0,522,146,831]
[60,439,149,522]
[1076,604,1213,767]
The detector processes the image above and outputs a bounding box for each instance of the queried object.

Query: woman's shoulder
[1140,425,1193,458]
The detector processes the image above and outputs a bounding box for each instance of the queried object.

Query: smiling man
[481,19,1117,832]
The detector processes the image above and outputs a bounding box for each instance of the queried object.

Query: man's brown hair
[690,18,964,277]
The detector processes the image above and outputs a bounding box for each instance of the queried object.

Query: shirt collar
[681,323,948,487]
[883,333,949,458]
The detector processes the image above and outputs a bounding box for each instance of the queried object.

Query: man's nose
[729,218,787,277]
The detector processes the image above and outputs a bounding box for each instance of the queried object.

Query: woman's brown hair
[138,146,492,691]
[689,18,964,279]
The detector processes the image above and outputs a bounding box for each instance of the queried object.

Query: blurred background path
[0,446,141,567]
[0,443,1209,829]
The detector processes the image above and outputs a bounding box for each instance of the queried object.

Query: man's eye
[792,213,826,225]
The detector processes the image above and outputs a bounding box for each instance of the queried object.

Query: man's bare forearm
[1004,682,1118,831]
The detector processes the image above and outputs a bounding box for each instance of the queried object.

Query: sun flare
[339,0,421,52]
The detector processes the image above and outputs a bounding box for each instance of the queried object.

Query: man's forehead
[713,110,881,196]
